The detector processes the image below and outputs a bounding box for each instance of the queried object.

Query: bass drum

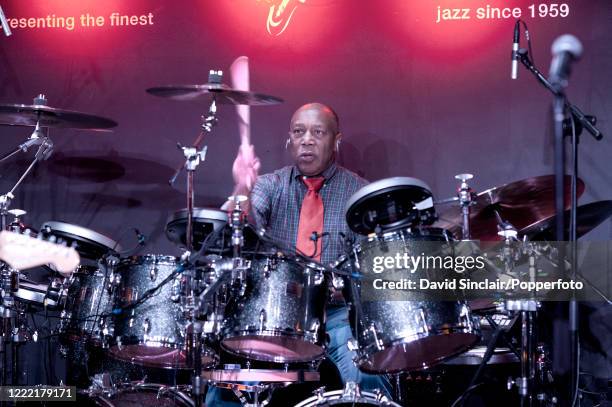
[348,227,480,373]
[294,382,401,407]
[80,383,193,407]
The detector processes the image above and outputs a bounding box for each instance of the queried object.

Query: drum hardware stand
[212,382,274,407]
[0,95,54,230]
[518,46,604,405]
[455,174,476,240]
[505,242,545,407]
[228,195,249,293]
[169,70,223,253]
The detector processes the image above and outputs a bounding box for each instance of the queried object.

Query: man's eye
[314,130,325,136]
[292,129,304,135]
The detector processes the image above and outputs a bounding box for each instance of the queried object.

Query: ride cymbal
[146,83,283,106]
[0,104,117,130]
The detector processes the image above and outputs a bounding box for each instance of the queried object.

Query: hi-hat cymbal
[146,83,283,105]
[434,175,585,241]
[0,104,117,130]
[520,200,612,240]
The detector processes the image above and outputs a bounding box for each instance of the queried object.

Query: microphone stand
[517,48,604,405]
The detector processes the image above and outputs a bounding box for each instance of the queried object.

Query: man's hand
[232,143,261,195]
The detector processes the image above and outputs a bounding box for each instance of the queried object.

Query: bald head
[291,103,340,135]
[288,102,342,176]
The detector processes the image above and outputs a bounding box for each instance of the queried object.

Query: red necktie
[296,176,325,261]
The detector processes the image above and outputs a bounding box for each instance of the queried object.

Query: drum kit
[0,70,610,407]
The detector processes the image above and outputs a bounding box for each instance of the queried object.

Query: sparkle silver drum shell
[221,257,327,363]
[349,227,480,373]
[60,264,115,345]
[110,254,217,369]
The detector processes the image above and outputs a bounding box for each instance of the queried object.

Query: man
[206,102,391,405]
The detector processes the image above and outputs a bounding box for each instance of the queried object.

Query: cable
[519,20,534,65]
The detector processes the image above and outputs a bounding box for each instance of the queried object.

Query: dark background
[0,0,610,394]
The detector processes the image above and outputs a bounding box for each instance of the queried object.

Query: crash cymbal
[519,200,612,240]
[0,104,117,130]
[146,83,283,105]
[434,175,585,241]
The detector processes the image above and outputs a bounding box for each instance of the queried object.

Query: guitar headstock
[0,230,80,275]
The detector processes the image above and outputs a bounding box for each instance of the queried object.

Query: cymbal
[520,200,612,240]
[0,104,117,130]
[146,83,283,105]
[434,175,585,241]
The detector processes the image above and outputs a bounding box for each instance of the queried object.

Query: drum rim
[352,226,454,254]
[166,207,228,225]
[345,177,433,217]
[109,343,219,370]
[294,388,401,407]
[356,329,481,373]
[344,177,434,236]
[89,382,194,405]
[221,329,325,363]
[40,221,121,253]
[118,254,178,266]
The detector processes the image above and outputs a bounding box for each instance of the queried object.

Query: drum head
[358,332,480,373]
[345,177,435,235]
[40,221,121,259]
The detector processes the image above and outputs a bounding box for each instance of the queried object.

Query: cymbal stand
[169,71,223,252]
[0,97,54,231]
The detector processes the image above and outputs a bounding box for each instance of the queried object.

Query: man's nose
[301,129,315,144]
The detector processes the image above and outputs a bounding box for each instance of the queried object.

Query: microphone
[548,34,583,91]
[511,20,520,80]
[0,6,11,37]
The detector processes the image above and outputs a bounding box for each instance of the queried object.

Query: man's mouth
[299,152,316,162]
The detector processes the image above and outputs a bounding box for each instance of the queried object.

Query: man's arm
[222,143,260,212]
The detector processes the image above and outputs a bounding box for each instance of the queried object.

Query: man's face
[288,106,340,176]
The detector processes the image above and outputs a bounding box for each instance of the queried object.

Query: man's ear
[334,132,343,152]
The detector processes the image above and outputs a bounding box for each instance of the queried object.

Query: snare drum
[221,256,327,363]
[110,255,217,369]
[348,227,480,373]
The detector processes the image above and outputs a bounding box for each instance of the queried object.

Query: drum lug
[342,381,362,399]
[313,271,325,286]
[112,272,121,286]
[258,309,267,332]
[310,319,321,341]
[313,386,327,402]
[149,266,158,281]
[331,274,344,289]
[143,318,152,334]
[372,388,391,403]
[170,279,181,302]
[367,323,385,351]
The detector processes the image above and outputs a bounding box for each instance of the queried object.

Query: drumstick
[230,56,251,147]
